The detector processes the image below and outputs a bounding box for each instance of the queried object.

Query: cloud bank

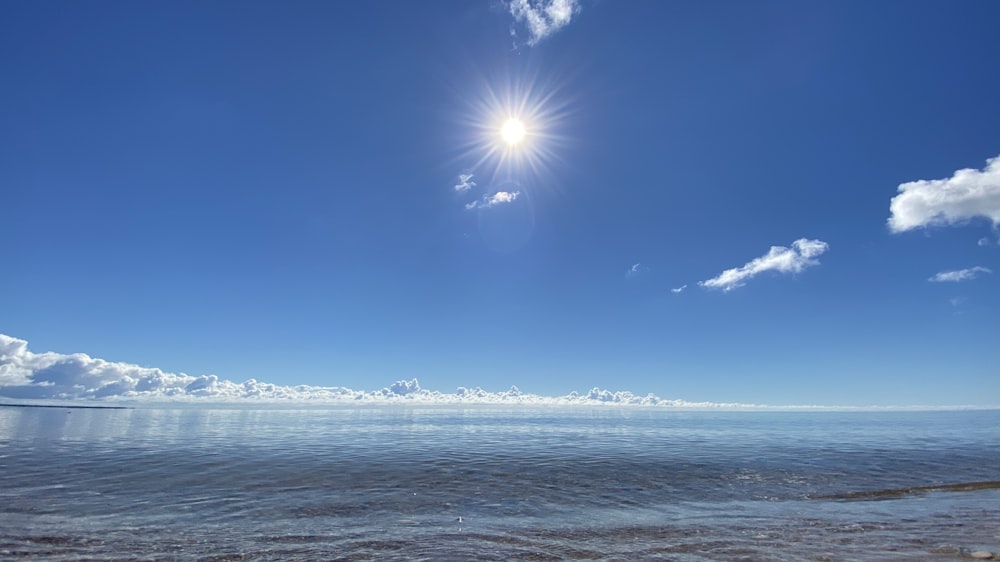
[508,0,580,46]
[888,155,1000,233]
[699,238,829,292]
[465,190,520,210]
[0,333,748,407]
[928,266,992,283]
[1,334,986,409]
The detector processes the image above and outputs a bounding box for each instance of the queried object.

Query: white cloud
[508,0,580,46]
[0,334,981,409]
[699,238,829,292]
[0,333,769,407]
[490,191,518,204]
[454,173,476,192]
[671,285,687,294]
[465,190,520,210]
[0,334,197,399]
[0,333,434,402]
[888,155,1000,233]
[626,263,644,278]
[928,266,992,283]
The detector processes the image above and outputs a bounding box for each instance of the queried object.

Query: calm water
[1,406,998,560]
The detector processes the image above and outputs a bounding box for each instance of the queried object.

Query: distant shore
[0,403,132,410]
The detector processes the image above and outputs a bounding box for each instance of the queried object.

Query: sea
[1,405,998,561]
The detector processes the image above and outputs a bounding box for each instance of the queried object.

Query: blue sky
[2,0,998,406]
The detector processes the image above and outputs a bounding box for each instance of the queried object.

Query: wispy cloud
[671,285,687,294]
[454,173,476,192]
[888,155,1000,233]
[508,0,580,46]
[465,190,520,210]
[928,266,992,283]
[626,263,645,278]
[699,238,829,292]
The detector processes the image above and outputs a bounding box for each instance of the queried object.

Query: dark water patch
[257,534,333,544]
[202,554,251,562]
[817,480,1000,501]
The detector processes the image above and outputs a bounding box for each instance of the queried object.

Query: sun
[447,65,576,189]
[501,118,526,146]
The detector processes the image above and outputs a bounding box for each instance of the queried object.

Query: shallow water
[1,406,998,560]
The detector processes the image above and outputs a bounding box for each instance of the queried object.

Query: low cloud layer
[508,0,580,46]
[928,266,992,283]
[0,334,752,407]
[1,334,982,409]
[699,238,829,292]
[888,155,1000,233]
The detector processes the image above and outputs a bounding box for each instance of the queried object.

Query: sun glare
[449,66,575,190]
[501,118,526,146]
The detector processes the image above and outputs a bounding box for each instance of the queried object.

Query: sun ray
[445,61,578,198]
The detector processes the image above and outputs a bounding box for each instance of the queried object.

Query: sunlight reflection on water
[1,406,999,560]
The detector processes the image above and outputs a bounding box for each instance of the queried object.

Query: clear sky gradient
[2,0,998,406]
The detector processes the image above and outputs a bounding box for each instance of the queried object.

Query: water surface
[1,406,998,560]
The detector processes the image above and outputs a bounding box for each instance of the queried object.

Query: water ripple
[1,407,999,560]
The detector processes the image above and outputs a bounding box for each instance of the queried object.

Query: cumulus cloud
[454,173,476,192]
[0,334,196,400]
[465,190,520,210]
[0,333,415,402]
[888,155,1000,233]
[928,266,992,283]
[979,237,995,247]
[671,285,687,294]
[508,0,580,46]
[0,333,786,407]
[699,238,829,292]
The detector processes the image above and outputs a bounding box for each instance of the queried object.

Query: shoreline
[0,403,132,410]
